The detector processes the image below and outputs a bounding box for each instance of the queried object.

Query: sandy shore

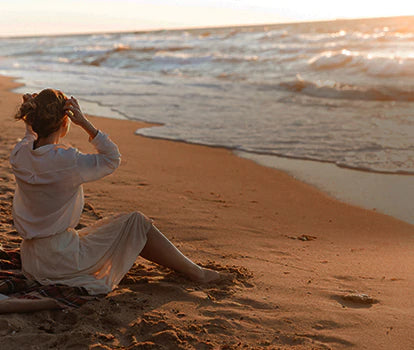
[0,75,413,349]
[236,151,414,225]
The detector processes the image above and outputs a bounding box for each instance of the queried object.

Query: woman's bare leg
[139,225,221,283]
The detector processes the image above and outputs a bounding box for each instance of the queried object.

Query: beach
[2,16,414,229]
[1,75,413,349]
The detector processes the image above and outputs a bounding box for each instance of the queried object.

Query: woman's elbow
[105,156,121,171]
[113,157,121,170]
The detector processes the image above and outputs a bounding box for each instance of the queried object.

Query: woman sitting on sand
[6,88,220,309]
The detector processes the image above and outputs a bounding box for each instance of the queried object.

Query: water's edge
[235,151,414,226]
[136,128,414,226]
[133,119,413,226]
[7,75,413,226]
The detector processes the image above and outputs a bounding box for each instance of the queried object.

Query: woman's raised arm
[64,97,98,140]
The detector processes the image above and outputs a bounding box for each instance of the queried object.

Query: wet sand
[236,150,414,225]
[0,75,413,349]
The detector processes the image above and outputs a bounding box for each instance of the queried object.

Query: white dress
[10,127,152,295]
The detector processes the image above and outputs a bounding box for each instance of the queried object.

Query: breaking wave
[279,74,414,101]
[309,49,414,77]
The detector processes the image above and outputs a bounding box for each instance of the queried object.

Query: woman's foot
[189,266,223,283]
[140,226,227,284]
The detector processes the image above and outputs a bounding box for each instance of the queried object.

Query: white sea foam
[279,74,414,101]
[309,49,414,77]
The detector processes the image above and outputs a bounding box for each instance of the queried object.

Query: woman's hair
[15,88,67,138]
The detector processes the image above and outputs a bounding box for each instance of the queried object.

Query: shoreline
[236,151,414,225]
[133,129,414,225]
[1,75,414,349]
[7,73,413,225]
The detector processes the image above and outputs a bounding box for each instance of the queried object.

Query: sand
[236,150,414,225]
[0,75,413,349]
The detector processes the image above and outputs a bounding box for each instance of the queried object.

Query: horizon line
[1,14,413,39]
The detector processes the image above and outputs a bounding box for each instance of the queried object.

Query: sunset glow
[1,0,413,37]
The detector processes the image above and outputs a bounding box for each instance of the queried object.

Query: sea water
[0,17,413,177]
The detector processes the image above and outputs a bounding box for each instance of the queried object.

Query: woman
[7,88,220,305]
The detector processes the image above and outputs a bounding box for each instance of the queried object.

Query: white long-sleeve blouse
[10,127,121,240]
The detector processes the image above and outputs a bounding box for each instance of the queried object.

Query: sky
[1,0,414,37]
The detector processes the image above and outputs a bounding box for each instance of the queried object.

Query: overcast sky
[1,0,413,37]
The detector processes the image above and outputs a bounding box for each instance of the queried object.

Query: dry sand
[0,75,413,349]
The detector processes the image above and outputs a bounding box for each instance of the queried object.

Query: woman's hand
[64,97,87,126]
[64,97,98,139]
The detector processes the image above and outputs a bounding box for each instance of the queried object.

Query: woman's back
[10,129,120,240]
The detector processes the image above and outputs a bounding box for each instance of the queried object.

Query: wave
[151,51,261,65]
[266,29,414,46]
[114,44,193,53]
[235,148,414,175]
[351,30,414,42]
[309,49,414,77]
[9,49,45,57]
[153,52,213,65]
[213,53,260,63]
[259,29,289,41]
[82,44,194,66]
[278,75,414,102]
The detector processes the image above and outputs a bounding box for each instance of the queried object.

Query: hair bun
[22,93,38,111]
[15,94,38,124]
[22,100,37,111]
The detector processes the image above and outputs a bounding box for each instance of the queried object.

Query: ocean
[0,16,413,175]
